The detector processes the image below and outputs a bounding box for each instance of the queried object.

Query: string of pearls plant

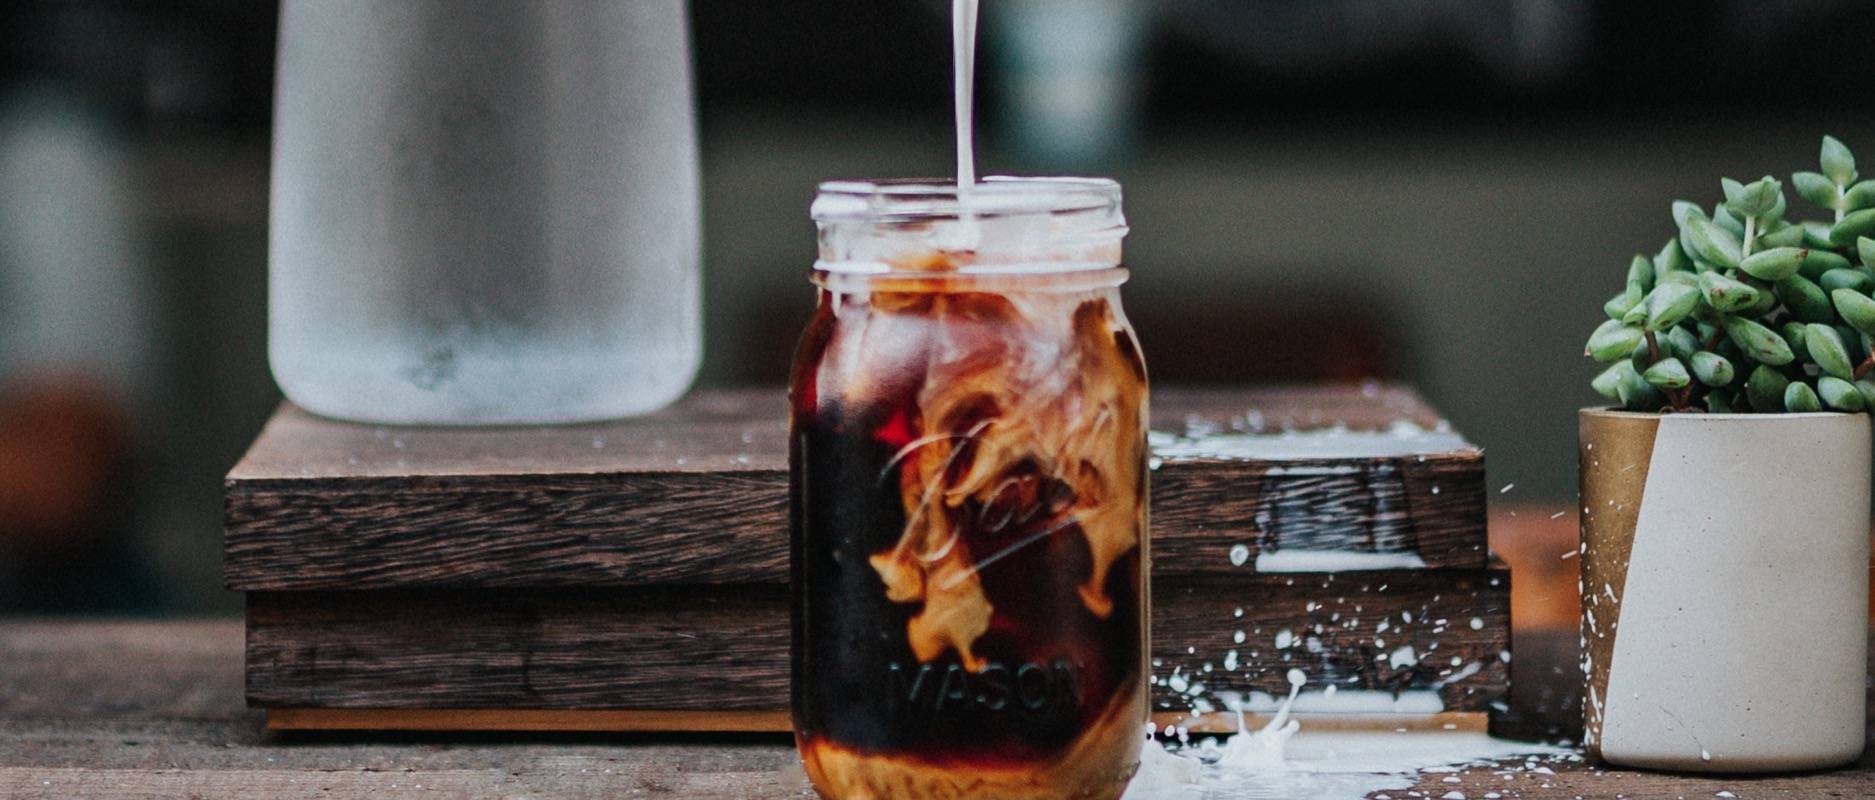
[1587,136,1875,413]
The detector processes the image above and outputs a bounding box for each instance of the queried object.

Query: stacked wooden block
[224,385,1505,732]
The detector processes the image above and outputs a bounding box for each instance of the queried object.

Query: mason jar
[789,178,1148,799]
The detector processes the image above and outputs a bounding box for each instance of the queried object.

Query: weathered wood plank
[224,386,1487,590]
[262,707,1489,734]
[266,708,795,732]
[243,568,1508,714]
[3,621,1871,799]
[244,588,789,711]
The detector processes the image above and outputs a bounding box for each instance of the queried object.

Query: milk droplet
[1285,668,1306,687]
[1228,543,1250,566]
[1469,617,1484,630]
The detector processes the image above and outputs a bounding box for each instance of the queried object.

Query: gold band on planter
[1576,409,1659,759]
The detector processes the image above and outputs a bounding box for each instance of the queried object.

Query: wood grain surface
[243,568,1508,714]
[224,385,1487,590]
[2,619,1869,799]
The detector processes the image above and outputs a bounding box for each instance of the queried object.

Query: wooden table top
[2,619,1869,798]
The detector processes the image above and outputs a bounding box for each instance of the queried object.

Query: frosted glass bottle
[269,0,700,424]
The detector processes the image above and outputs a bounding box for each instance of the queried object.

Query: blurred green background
[3,0,1872,612]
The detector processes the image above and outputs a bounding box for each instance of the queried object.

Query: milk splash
[1123,671,1571,800]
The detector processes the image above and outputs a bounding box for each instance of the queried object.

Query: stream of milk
[953,0,979,191]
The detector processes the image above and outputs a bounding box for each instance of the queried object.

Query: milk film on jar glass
[788,177,1150,800]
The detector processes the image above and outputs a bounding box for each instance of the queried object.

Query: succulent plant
[1587,136,1875,413]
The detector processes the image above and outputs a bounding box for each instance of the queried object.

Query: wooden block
[224,385,1486,591]
[1149,567,1512,715]
[245,567,1508,718]
[265,708,794,733]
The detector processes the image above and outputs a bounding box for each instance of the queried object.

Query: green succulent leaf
[1801,248,1852,279]
[1657,270,1698,288]
[1780,320,1808,355]
[1642,357,1691,390]
[1705,390,1735,413]
[1665,326,1699,360]
[1820,267,1875,294]
[1846,180,1875,212]
[1624,254,1653,291]
[1793,171,1839,209]
[1587,319,1645,362]
[1822,135,1857,185]
[1689,351,1735,387]
[1831,288,1875,335]
[1643,283,1700,331]
[1840,324,1868,361]
[1720,177,1746,207]
[1604,285,1643,319]
[1807,323,1856,379]
[1777,274,1834,323]
[1830,208,1875,247]
[1785,381,1823,412]
[1819,376,1867,410]
[1715,208,1748,241]
[1671,200,1705,226]
[1738,247,1804,280]
[1724,316,1795,365]
[1616,361,1664,410]
[1621,297,1649,325]
[1743,276,1780,315]
[1758,223,1808,249]
[1856,380,1875,409]
[1590,362,1626,401]
[1722,176,1782,222]
[1746,364,1790,412]
[1696,271,1757,312]
[1859,237,1875,269]
[1654,238,1692,279]
[1803,220,1838,249]
[1683,216,1744,268]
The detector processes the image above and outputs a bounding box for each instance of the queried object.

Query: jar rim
[811,176,1121,222]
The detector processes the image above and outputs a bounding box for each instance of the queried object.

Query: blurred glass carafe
[270,0,700,424]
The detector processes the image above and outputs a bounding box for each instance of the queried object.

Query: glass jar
[790,178,1148,799]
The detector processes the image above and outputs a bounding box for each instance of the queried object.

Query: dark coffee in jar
[791,179,1147,799]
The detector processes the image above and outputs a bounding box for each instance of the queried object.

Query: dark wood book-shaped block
[225,385,1503,732]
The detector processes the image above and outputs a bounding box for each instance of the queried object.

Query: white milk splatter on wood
[1148,424,1469,462]
[1124,672,1572,800]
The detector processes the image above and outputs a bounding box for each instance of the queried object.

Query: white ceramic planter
[1579,409,1870,773]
